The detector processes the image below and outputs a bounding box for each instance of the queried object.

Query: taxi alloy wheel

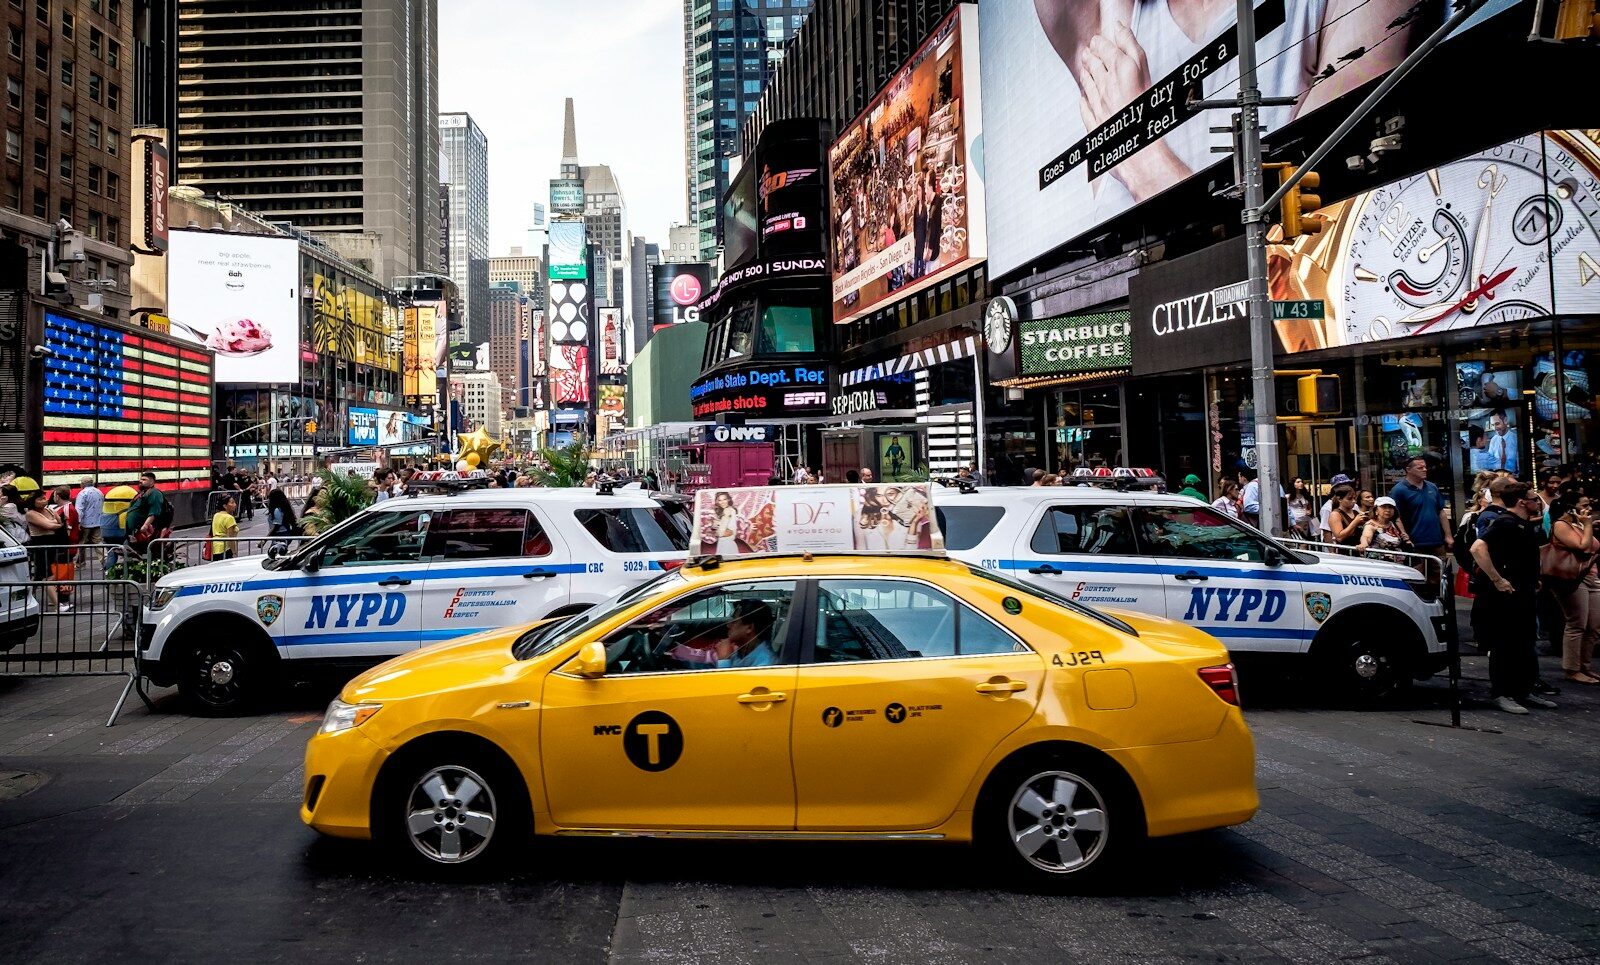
[405,765,498,865]
[1006,769,1109,876]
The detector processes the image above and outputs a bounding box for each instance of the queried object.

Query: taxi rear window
[575,507,691,554]
[934,506,1006,551]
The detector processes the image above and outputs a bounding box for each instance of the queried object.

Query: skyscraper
[175,0,440,282]
[439,111,490,344]
[682,0,814,261]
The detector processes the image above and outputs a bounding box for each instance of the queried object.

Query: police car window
[575,507,691,553]
[1030,506,1138,555]
[1133,506,1270,562]
[813,579,1025,663]
[316,509,430,567]
[934,506,1005,551]
[600,580,796,675]
[424,509,549,560]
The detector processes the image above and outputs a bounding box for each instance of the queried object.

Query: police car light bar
[687,483,946,563]
[405,469,493,495]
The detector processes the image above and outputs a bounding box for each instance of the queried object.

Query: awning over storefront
[992,368,1129,390]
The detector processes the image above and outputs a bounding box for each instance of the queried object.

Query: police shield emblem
[1304,592,1332,624]
[256,594,284,627]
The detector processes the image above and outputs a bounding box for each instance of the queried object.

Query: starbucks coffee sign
[1018,310,1132,376]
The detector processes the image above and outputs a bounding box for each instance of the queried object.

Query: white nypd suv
[934,486,1451,700]
[141,485,690,713]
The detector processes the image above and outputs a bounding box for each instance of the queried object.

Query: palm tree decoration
[525,440,591,488]
[301,468,375,535]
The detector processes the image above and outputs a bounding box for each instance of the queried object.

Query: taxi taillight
[1198,664,1240,706]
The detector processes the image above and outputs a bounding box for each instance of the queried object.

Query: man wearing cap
[1390,456,1452,557]
[1177,474,1207,502]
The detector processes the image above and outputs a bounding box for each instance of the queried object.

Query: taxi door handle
[737,690,787,704]
[377,577,412,587]
[523,568,556,580]
[1174,571,1208,582]
[975,679,1027,695]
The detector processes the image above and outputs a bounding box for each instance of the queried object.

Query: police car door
[422,506,573,636]
[1129,502,1309,653]
[1010,502,1169,619]
[283,506,429,658]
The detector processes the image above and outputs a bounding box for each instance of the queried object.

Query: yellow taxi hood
[342,628,524,702]
[1100,607,1232,658]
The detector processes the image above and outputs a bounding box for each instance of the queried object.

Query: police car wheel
[979,754,1137,890]
[177,641,260,715]
[1332,636,1408,703]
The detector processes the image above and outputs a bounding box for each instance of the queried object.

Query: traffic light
[304,419,318,435]
[1278,165,1322,240]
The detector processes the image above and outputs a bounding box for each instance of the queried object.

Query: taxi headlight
[149,587,177,610]
[320,699,382,735]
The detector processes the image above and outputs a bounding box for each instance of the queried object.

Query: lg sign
[670,273,702,306]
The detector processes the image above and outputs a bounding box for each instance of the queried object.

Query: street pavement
[1,656,1598,963]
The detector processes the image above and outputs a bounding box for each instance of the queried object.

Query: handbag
[50,559,74,600]
[1540,539,1589,582]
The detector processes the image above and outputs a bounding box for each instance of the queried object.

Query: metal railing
[138,535,311,592]
[0,576,147,726]
[1279,537,1448,597]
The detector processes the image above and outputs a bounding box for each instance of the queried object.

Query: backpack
[1452,512,1480,572]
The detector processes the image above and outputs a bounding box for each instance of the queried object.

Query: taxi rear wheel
[979,754,1137,890]
[377,741,529,875]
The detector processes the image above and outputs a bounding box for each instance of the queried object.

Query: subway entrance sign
[1271,300,1325,321]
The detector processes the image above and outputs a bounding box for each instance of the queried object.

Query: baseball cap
[1183,474,1201,486]
[1374,496,1397,509]
[1329,473,1353,485]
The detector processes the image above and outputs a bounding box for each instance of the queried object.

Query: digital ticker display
[41,311,215,492]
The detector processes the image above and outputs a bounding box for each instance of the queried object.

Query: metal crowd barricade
[0,565,148,726]
[140,534,312,593]
[1279,537,1466,727]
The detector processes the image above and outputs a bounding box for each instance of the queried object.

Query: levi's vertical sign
[1019,310,1132,376]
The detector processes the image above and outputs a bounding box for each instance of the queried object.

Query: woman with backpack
[1547,490,1600,684]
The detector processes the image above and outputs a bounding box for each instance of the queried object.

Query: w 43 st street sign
[1272,299,1325,320]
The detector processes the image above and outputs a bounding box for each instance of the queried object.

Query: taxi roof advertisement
[977,0,1437,279]
[693,484,944,557]
[828,4,985,326]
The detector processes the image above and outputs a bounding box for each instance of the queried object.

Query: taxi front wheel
[376,743,530,875]
[978,755,1139,890]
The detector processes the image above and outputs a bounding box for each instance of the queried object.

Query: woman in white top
[712,491,742,557]
[1211,478,1242,519]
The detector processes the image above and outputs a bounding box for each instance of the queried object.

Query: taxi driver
[715,599,779,669]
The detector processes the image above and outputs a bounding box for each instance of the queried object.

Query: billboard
[598,308,622,374]
[40,311,215,490]
[1271,130,1600,352]
[548,221,588,280]
[829,4,985,325]
[548,274,592,345]
[167,229,299,384]
[348,406,379,446]
[1019,310,1132,375]
[403,305,439,403]
[722,163,760,269]
[691,484,944,557]
[550,345,590,404]
[651,262,711,328]
[979,0,1433,278]
[689,361,830,420]
[550,178,585,214]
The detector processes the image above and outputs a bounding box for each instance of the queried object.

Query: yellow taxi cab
[301,553,1258,886]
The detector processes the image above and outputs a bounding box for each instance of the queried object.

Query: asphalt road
[1,660,1598,963]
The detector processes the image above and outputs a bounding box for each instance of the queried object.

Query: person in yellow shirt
[211,494,239,561]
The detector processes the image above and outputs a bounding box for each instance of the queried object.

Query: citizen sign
[1148,285,1248,336]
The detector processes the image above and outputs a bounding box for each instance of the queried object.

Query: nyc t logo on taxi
[304,593,407,630]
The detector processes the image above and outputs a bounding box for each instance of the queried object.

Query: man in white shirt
[75,475,104,544]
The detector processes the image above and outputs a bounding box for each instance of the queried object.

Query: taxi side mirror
[571,641,607,678]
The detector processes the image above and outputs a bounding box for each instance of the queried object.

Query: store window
[1049,386,1123,473]
[755,304,815,354]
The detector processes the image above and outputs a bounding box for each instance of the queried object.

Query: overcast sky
[439,0,688,256]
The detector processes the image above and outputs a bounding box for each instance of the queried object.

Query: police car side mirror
[1264,546,1285,567]
[571,641,607,678]
[300,553,321,573]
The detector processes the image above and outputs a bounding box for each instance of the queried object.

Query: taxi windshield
[513,570,686,660]
[967,565,1138,636]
